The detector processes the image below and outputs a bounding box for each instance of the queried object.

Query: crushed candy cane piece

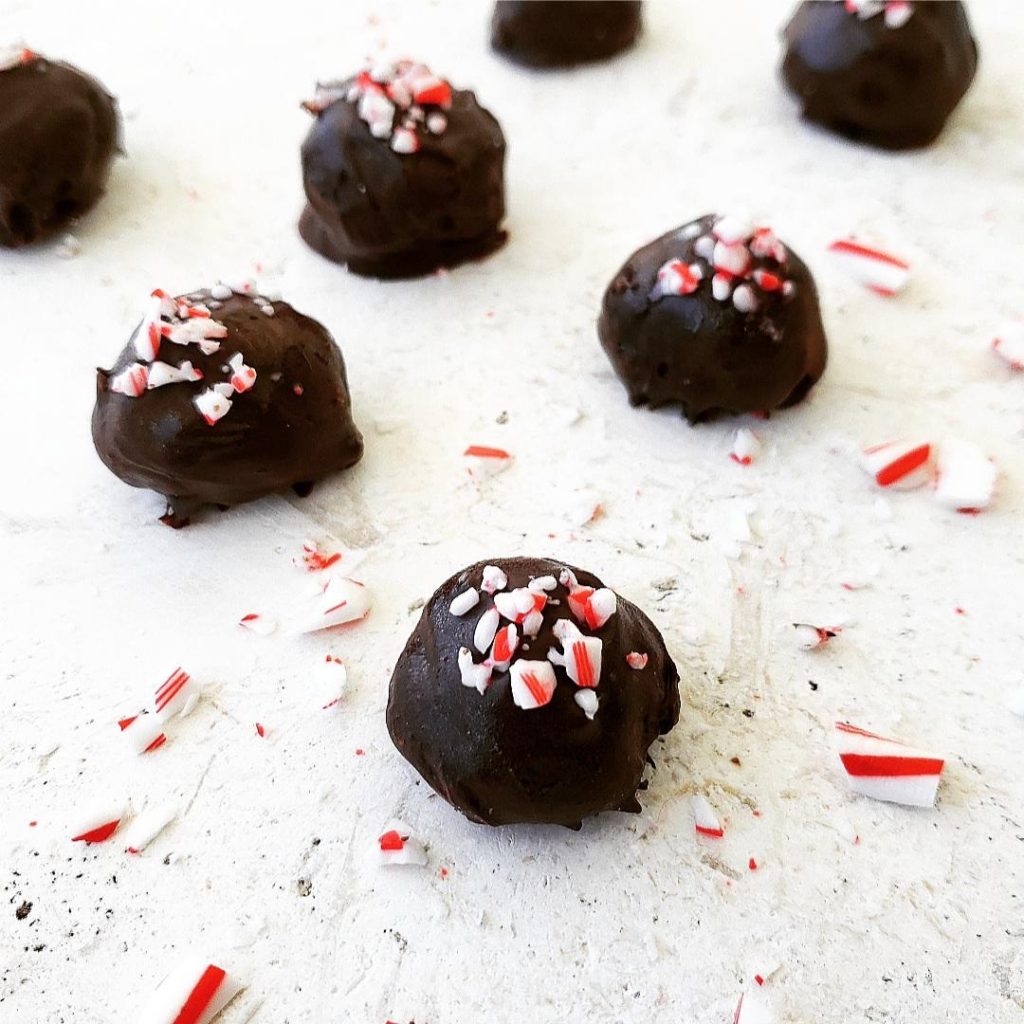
[255,722,266,738]
[193,387,232,425]
[490,623,519,669]
[375,820,428,866]
[227,353,256,393]
[449,587,480,615]
[793,623,840,650]
[730,428,762,465]
[494,587,546,624]
[294,538,343,572]
[464,445,512,477]
[934,440,997,512]
[480,565,509,594]
[137,957,242,1024]
[474,607,500,654]
[71,801,126,844]
[153,667,194,721]
[574,689,598,720]
[992,322,1024,371]
[548,620,602,688]
[510,660,557,710]
[122,801,177,854]
[118,713,167,755]
[692,794,724,838]
[147,360,203,389]
[654,258,704,298]
[860,439,934,489]
[845,0,913,30]
[238,612,276,635]
[458,647,492,694]
[562,575,617,630]
[297,576,372,632]
[319,655,348,710]
[529,575,557,593]
[835,721,944,807]
[828,238,910,296]
[626,651,648,670]
[110,363,149,397]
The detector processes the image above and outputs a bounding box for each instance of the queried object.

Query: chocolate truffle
[91,284,363,527]
[299,60,506,279]
[387,557,680,829]
[781,1,978,150]
[0,46,119,247]
[598,214,828,423]
[490,1,642,68]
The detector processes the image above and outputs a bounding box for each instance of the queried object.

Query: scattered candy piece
[509,660,557,710]
[860,439,934,490]
[464,445,512,477]
[296,576,372,632]
[730,428,762,466]
[193,387,232,426]
[110,363,150,397]
[793,623,840,650]
[473,607,500,654]
[548,620,602,688]
[153,667,195,721]
[626,651,649,670]
[319,655,349,710]
[71,801,126,844]
[835,721,944,807]
[238,613,277,636]
[147,360,203,389]
[255,722,266,738]
[828,238,910,296]
[449,587,480,615]
[458,646,492,694]
[227,352,257,393]
[137,958,242,1024]
[692,794,724,838]
[293,538,344,572]
[122,802,178,855]
[574,689,599,720]
[375,820,428,866]
[0,44,37,72]
[934,440,996,513]
[118,713,167,755]
[992,322,1024,371]
[480,565,509,594]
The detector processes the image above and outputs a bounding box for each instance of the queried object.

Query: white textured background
[2,1,1023,1021]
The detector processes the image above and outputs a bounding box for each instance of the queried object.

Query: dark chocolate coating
[91,293,363,526]
[0,56,119,247]
[598,215,828,423]
[299,81,506,279]
[781,1,978,150]
[490,1,642,68]
[387,557,680,829]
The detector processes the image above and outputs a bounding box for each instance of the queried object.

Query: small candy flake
[426,112,447,134]
[136,958,242,1024]
[732,284,759,314]
[118,713,167,756]
[449,587,480,616]
[574,689,598,720]
[227,353,256,393]
[494,587,546,624]
[255,722,266,738]
[860,440,934,490]
[884,1,913,28]
[0,45,38,71]
[464,445,512,477]
[730,428,762,466]
[375,820,428,866]
[71,801,126,844]
[828,238,910,296]
[480,565,509,594]
[391,126,419,155]
[294,539,344,572]
[193,387,233,425]
[238,613,277,636]
[548,619,602,688]
[458,646,492,694]
[692,794,724,838]
[655,258,704,297]
[319,655,348,710]
[510,660,557,710]
[297,576,372,632]
[473,607,500,654]
[489,623,519,669]
[153,667,194,721]
[793,623,840,650]
[992,322,1024,371]
[713,240,751,278]
[835,721,944,807]
[625,651,648,670]
[122,801,177,855]
[147,360,203,389]
[934,441,996,513]
[110,363,150,397]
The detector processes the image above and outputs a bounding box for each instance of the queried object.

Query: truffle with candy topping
[0,46,120,247]
[299,59,506,279]
[91,284,363,527]
[490,1,643,68]
[780,1,978,150]
[598,214,828,423]
[387,557,680,829]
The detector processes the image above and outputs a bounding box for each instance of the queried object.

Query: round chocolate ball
[299,60,506,279]
[387,557,681,829]
[598,214,828,423]
[91,285,364,527]
[490,1,643,68]
[0,48,120,247]
[781,1,978,150]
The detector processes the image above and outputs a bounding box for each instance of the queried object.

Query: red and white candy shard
[934,440,997,512]
[733,989,774,1024]
[0,44,37,70]
[298,576,372,632]
[626,651,648,670]
[529,575,557,593]
[118,712,168,755]
[110,363,150,397]
[828,238,910,296]
[293,538,349,572]
[153,667,194,722]
[193,387,232,425]
[464,445,512,478]
[227,353,256,393]
[574,689,599,720]
[835,721,944,808]
[561,570,617,630]
[692,794,724,838]
[473,606,500,654]
[494,587,547,625]
[319,655,348,710]
[122,801,177,855]
[730,428,762,466]
[137,957,242,1024]
[489,623,519,670]
[147,360,203,389]
[71,800,126,844]
[992,322,1024,371]
[375,821,428,867]
[480,564,508,594]
[793,623,839,650]
[860,439,934,490]
[845,0,913,28]
[548,619,602,688]
[654,258,704,298]
[238,612,277,636]
[449,587,480,615]
[458,646,492,694]
[510,659,557,710]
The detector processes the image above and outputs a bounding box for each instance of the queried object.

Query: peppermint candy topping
[510,660,557,710]
[653,215,794,314]
[70,801,127,844]
[844,0,913,29]
[548,619,602,688]
[860,439,935,490]
[137,958,242,1024]
[934,441,997,513]
[0,44,37,71]
[147,360,203,389]
[835,721,943,807]
[828,238,910,296]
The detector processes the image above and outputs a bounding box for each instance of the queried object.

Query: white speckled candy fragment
[375,820,428,866]
[574,689,598,719]
[992,322,1024,370]
[835,721,944,808]
[934,441,996,512]
[510,660,557,709]
[449,587,480,615]
[238,612,276,635]
[137,957,242,1024]
[122,801,177,854]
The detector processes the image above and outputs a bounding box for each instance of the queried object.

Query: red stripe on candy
[839,753,943,778]
[171,965,226,1024]
[874,444,930,486]
[828,239,909,270]
[72,819,120,844]
[379,830,405,851]
[464,445,510,459]
[522,671,548,706]
[572,642,595,688]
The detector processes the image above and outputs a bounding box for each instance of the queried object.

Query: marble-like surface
[2,1,1023,1021]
